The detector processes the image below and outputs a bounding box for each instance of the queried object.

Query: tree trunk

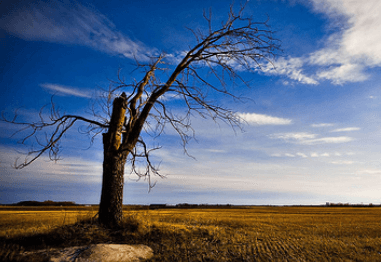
[99,94,128,228]
[99,150,126,227]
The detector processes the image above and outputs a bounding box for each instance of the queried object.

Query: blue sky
[1,0,381,205]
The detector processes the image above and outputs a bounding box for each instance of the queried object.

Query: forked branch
[1,100,109,168]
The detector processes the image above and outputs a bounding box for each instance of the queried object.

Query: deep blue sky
[1,0,381,205]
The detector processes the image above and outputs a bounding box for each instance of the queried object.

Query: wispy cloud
[284,153,295,157]
[311,123,335,128]
[206,149,226,153]
[40,83,92,98]
[358,169,381,175]
[0,0,154,61]
[269,132,354,145]
[331,127,361,132]
[238,112,292,125]
[302,136,353,145]
[330,160,354,165]
[311,0,381,84]
[296,152,308,158]
[271,151,354,159]
[272,152,307,158]
[260,57,318,85]
[270,132,317,141]
[264,0,381,85]
[310,152,319,158]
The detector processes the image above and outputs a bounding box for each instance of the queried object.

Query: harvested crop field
[1,206,381,261]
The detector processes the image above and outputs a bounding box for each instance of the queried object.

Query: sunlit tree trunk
[99,94,128,228]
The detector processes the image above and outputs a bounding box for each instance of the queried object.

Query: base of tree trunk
[98,152,126,228]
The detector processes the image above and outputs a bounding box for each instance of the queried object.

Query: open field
[1,206,381,261]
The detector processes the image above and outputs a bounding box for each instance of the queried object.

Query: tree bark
[99,94,128,228]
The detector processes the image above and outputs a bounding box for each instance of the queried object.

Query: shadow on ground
[0,216,216,262]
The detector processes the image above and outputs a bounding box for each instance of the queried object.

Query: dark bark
[98,149,126,227]
[98,94,128,228]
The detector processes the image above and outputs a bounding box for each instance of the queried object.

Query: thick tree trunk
[99,149,126,227]
[99,94,128,228]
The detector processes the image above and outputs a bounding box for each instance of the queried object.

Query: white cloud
[0,1,154,61]
[334,152,342,156]
[206,149,226,153]
[300,136,353,145]
[266,0,381,85]
[269,132,317,141]
[316,63,369,85]
[271,153,282,157]
[309,0,381,84]
[358,169,381,175]
[331,127,360,132]
[270,132,353,145]
[40,83,92,98]
[320,153,330,157]
[270,152,307,158]
[296,152,308,158]
[238,112,292,125]
[310,152,331,158]
[330,160,354,165]
[261,57,318,85]
[311,123,335,128]
[311,0,381,64]
[271,151,347,159]
[284,153,295,157]
[311,152,319,157]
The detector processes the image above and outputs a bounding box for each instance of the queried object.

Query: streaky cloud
[269,132,353,145]
[238,112,292,126]
[264,0,381,85]
[309,0,381,84]
[311,123,335,128]
[330,160,354,165]
[0,0,155,61]
[260,57,319,85]
[296,152,308,158]
[270,151,352,159]
[40,83,92,98]
[299,136,354,145]
[269,132,317,141]
[331,127,361,132]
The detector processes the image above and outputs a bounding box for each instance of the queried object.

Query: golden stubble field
[1,206,381,261]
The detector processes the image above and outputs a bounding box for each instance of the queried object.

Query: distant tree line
[325,202,379,207]
[12,200,78,206]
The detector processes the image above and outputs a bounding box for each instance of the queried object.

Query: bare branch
[1,99,109,168]
[114,3,279,179]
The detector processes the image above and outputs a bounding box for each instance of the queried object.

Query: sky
[1,0,381,205]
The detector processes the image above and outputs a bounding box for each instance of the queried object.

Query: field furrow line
[272,240,288,257]
[254,239,268,259]
[257,239,274,260]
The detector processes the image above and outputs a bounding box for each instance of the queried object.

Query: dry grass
[1,206,381,261]
[0,207,98,239]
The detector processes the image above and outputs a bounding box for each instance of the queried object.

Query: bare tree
[2,3,279,228]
